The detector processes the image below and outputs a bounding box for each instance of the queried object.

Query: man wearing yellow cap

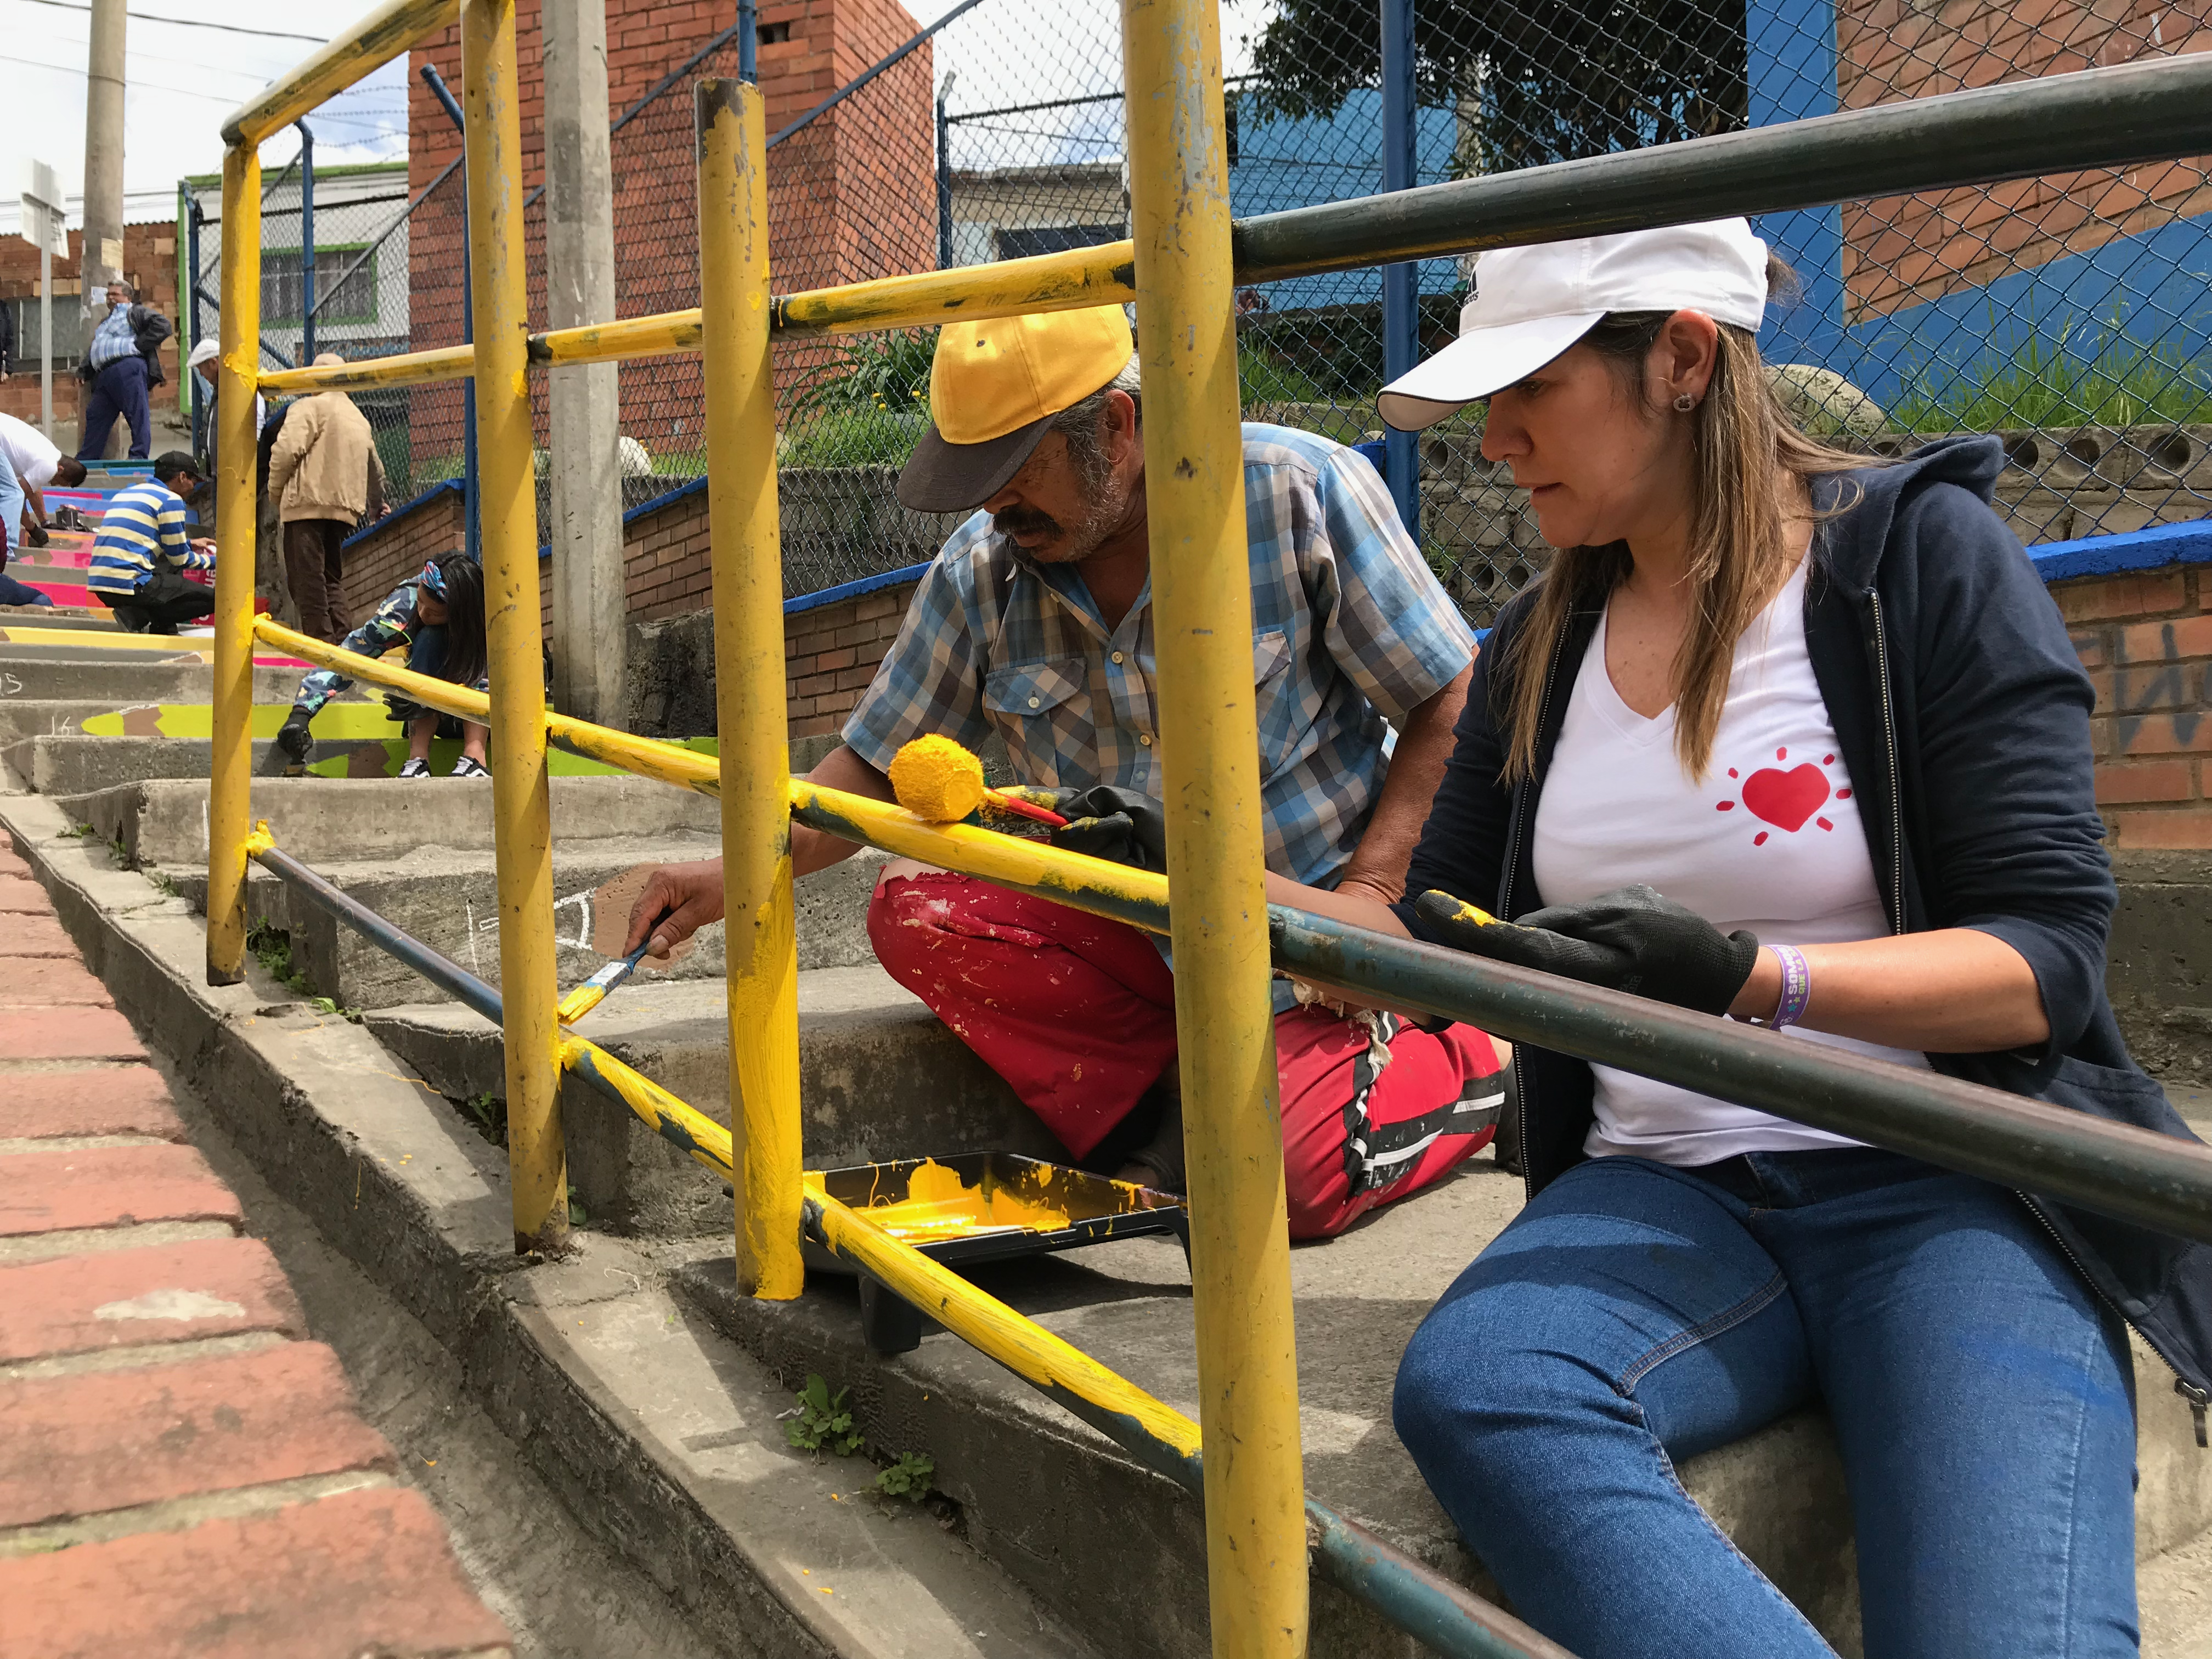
[627,306,1503,1238]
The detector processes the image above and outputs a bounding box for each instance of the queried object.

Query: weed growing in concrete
[786,1374,865,1457]
[147,870,178,898]
[107,833,128,867]
[58,822,91,839]
[873,1450,934,1503]
[567,1183,589,1228]
[459,1092,507,1141]
[247,922,312,996]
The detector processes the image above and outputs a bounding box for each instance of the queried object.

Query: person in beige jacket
[266,353,388,640]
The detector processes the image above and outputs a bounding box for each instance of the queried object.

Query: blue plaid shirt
[844,424,1476,885]
[88,303,138,370]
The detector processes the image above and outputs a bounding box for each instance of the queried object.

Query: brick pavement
[0,842,512,1659]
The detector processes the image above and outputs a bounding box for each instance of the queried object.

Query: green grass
[1887,329,2212,434]
[778,407,927,470]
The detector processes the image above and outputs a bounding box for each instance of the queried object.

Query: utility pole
[543,0,626,725]
[80,0,127,314]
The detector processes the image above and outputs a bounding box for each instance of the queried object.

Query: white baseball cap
[1376,219,1771,432]
[188,339,221,369]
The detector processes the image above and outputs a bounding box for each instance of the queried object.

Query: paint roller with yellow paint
[888,734,1068,828]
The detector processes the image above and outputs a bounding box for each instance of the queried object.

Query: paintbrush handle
[984,788,1069,828]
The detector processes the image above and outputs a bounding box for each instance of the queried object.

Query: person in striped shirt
[86,451,216,634]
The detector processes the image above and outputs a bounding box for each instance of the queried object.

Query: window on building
[2,298,87,370]
[261,247,377,327]
[992,223,1126,262]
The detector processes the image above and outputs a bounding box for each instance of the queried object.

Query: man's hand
[623,858,727,958]
[1039,786,1169,873]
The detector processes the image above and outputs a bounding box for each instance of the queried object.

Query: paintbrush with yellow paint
[888,734,1068,828]
[556,942,652,1025]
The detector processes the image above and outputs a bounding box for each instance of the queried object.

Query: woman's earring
[1673,393,1697,413]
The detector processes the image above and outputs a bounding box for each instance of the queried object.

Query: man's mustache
[992,506,1063,539]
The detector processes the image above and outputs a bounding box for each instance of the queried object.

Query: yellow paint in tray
[858,1158,1073,1245]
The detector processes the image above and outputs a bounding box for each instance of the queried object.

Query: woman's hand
[1413,885,1759,1018]
[623,858,727,957]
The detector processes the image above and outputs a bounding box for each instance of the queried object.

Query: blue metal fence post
[421,64,481,564]
[298,120,317,364]
[1379,0,1420,541]
[738,0,757,81]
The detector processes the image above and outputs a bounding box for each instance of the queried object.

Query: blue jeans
[78,356,151,461]
[1393,1149,2137,1659]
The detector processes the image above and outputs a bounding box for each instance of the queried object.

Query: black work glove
[275,710,315,761]
[1040,786,1170,874]
[1413,883,1760,1018]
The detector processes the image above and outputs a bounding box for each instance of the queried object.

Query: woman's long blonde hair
[1497,296,1870,783]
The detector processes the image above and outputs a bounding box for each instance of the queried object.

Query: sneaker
[449,756,490,778]
[398,757,432,778]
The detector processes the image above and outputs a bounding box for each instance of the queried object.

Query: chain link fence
[191,0,2212,625]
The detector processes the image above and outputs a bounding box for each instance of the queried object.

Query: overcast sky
[0,0,1272,217]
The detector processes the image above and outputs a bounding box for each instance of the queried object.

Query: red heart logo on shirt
[1740,763,1830,832]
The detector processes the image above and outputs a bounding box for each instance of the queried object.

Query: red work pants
[867,871,1504,1239]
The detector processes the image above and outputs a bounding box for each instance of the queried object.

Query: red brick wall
[783,579,912,738]
[0,223,182,425]
[624,487,715,620]
[1836,0,2212,318]
[339,486,466,623]
[407,0,934,473]
[2056,562,2212,849]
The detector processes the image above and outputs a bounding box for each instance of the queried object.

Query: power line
[1,0,331,44]
[0,49,245,103]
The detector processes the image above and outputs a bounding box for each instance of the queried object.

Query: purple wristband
[1762,944,1812,1030]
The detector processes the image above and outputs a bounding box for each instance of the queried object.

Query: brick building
[1837,0,2212,319]
[403,0,936,480]
[0,217,182,433]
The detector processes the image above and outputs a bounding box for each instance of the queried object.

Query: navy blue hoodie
[1398,435,2212,1414]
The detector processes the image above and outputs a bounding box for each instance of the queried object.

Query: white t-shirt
[0,413,61,493]
[1531,561,1931,1165]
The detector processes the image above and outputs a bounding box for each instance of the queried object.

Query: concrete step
[675,1134,2212,1659]
[195,839,888,1011]
[371,967,1051,1237]
[0,695,381,746]
[0,792,1096,1659]
[3,734,281,797]
[82,774,721,868]
[0,661,309,703]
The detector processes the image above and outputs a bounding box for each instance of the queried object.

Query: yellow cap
[896,306,1134,512]
[929,306,1132,444]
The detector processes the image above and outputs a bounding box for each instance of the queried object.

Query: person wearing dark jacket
[76,280,171,461]
[1268,220,2209,1659]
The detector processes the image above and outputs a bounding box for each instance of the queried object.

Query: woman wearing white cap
[1269,219,2207,1656]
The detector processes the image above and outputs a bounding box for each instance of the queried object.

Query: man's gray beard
[1026,475,1130,566]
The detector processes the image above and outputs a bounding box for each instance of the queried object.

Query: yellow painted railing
[211,1,1311,1648]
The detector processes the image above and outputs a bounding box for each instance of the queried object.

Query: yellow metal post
[205,143,262,986]
[462,0,567,1252]
[697,79,804,1299]
[1121,0,1308,1652]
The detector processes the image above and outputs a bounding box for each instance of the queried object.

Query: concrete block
[368,965,1052,1235]
[0,661,306,704]
[81,773,720,869]
[4,736,278,800]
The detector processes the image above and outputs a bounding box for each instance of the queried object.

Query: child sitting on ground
[275,552,492,778]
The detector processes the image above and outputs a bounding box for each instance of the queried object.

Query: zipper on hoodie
[1866,590,2212,1430]
[1499,616,1575,1203]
